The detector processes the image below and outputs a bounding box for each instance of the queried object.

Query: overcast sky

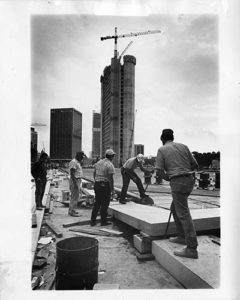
[31,13,218,157]
[1,1,240,299]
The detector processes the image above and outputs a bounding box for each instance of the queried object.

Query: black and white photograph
[0,0,239,299]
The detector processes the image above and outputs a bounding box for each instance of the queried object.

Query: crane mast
[101,27,161,58]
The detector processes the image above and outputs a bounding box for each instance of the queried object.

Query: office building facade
[92,111,101,159]
[50,108,82,160]
[134,144,144,156]
[100,55,136,166]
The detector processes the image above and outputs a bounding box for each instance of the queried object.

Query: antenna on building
[100,27,161,58]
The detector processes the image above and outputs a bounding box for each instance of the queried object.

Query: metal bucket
[55,236,99,290]
[62,190,70,202]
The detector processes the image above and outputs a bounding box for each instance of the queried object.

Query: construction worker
[69,151,85,217]
[155,129,199,259]
[31,152,49,210]
[90,149,115,226]
[119,154,149,204]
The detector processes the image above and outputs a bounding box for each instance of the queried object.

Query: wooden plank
[62,217,112,228]
[100,228,123,235]
[69,228,113,236]
[152,236,220,288]
[45,220,63,238]
[108,202,220,236]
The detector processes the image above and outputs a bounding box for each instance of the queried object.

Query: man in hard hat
[119,154,149,204]
[68,151,86,217]
[90,149,115,226]
[155,129,199,259]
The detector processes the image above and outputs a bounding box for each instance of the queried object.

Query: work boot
[173,247,198,259]
[119,200,127,204]
[90,221,96,226]
[169,236,186,245]
[68,210,80,217]
[101,221,112,226]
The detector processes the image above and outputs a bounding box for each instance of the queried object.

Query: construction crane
[119,41,133,61]
[100,27,161,58]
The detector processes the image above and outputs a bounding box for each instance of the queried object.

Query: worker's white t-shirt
[69,158,83,179]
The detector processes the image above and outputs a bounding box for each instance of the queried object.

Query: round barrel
[55,236,99,290]
[215,172,220,188]
[200,173,209,180]
[199,172,210,189]
[62,190,70,202]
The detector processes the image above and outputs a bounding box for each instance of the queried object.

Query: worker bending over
[155,129,199,259]
[91,149,115,226]
[119,154,148,204]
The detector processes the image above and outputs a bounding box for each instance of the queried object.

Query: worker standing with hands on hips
[119,154,149,204]
[90,149,116,226]
[155,129,199,259]
[69,151,85,217]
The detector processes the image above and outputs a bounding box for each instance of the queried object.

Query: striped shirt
[69,158,83,179]
[155,141,198,179]
[94,158,115,182]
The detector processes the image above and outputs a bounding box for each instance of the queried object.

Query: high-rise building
[31,127,38,151]
[31,127,38,162]
[92,111,101,159]
[50,108,82,160]
[134,144,144,156]
[100,55,136,167]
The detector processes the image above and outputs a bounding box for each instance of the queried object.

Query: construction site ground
[31,167,220,290]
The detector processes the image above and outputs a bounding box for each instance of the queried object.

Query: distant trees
[142,151,220,170]
[192,151,220,170]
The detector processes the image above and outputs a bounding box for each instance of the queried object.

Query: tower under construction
[100,55,136,167]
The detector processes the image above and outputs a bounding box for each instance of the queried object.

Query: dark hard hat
[161,129,174,140]
[162,129,173,135]
[76,151,86,158]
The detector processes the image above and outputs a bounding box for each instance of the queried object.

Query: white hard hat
[136,154,144,162]
[105,149,116,156]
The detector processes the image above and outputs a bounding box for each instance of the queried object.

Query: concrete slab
[93,283,120,290]
[109,202,220,236]
[152,236,220,288]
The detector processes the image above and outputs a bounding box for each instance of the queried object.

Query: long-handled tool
[164,210,172,238]
[141,181,154,205]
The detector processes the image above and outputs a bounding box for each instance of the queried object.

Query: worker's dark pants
[91,182,111,223]
[120,167,145,201]
[170,175,198,249]
[35,179,46,207]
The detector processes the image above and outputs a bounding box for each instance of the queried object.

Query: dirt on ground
[32,167,220,290]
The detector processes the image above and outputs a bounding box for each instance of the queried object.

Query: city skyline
[32,14,219,157]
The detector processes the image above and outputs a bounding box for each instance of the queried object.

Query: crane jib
[100,29,161,41]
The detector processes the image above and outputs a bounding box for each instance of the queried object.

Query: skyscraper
[100,55,136,167]
[50,108,82,160]
[92,111,101,159]
[134,144,144,156]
